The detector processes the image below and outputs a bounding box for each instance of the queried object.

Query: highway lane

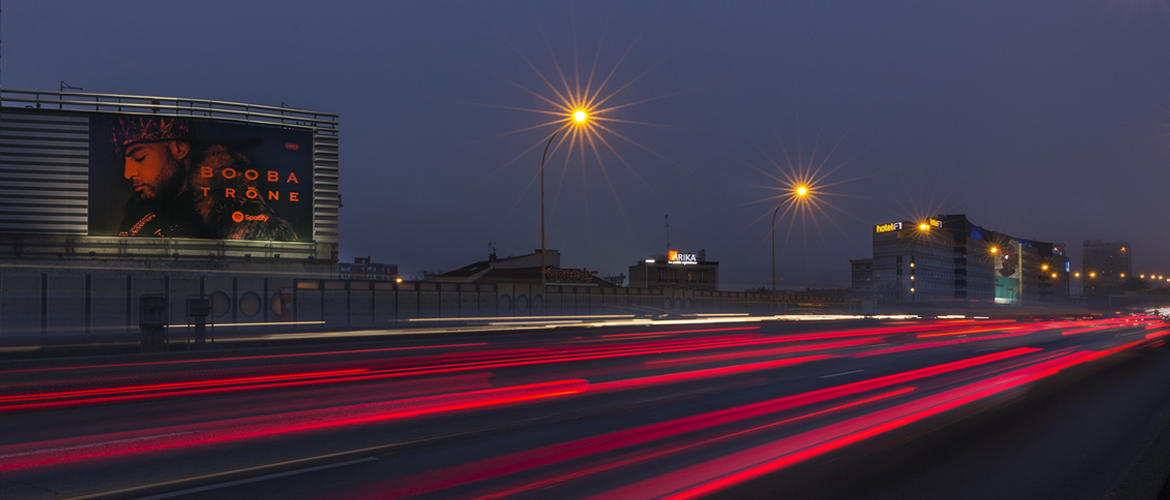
[0,315,1166,499]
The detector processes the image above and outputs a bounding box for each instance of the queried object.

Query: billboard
[994,240,1021,304]
[88,115,314,242]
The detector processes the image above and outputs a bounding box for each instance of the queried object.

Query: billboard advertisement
[994,240,1021,304]
[88,115,314,242]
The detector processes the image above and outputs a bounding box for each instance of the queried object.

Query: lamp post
[539,110,588,289]
[771,186,808,312]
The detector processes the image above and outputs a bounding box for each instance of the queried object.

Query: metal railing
[0,88,338,132]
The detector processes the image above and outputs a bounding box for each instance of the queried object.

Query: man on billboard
[109,116,296,241]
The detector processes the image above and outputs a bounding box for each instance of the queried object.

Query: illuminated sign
[927,218,941,228]
[545,267,596,283]
[668,250,698,265]
[875,222,903,233]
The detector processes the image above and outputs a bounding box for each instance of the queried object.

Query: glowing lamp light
[1074,272,1080,277]
[1090,272,1096,278]
[1051,273,1057,278]
[1041,264,1048,270]
[573,110,587,123]
[1121,273,1126,278]
[919,223,929,230]
[395,277,403,283]
[795,186,808,197]
[990,247,998,253]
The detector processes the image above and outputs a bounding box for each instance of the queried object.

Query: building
[0,88,339,335]
[853,215,1069,306]
[0,89,339,272]
[628,250,718,290]
[436,249,615,288]
[849,258,874,296]
[1082,240,1132,295]
[339,257,399,281]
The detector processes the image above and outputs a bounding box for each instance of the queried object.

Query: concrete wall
[0,270,857,337]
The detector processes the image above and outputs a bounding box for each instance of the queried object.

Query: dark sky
[7,1,1170,290]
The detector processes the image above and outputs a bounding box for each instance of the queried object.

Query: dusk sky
[7,1,1170,290]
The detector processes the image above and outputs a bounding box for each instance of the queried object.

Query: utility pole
[665,214,671,251]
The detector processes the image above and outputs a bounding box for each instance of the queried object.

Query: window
[210,291,231,318]
[239,292,262,317]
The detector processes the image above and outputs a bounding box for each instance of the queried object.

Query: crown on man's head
[109,117,190,156]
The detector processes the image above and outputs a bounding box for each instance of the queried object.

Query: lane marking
[60,425,498,500]
[132,457,377,500]
[0,432,200,460]
[819,369,864,379]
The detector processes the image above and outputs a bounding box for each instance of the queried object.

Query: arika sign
[668,251,698,265]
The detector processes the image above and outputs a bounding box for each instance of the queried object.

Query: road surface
[1,315,1169,499]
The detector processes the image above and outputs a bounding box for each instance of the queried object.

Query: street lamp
[539,109,588,289]
[772,185,809,309]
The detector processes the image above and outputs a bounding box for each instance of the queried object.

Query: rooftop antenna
[665,214,671,250]
[60,81,82,92]
[488,240,497,256]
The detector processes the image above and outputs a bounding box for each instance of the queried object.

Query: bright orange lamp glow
[573,110,587,123]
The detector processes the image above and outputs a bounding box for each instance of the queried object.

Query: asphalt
[0,317,1168,499]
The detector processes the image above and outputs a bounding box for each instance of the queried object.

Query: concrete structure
[854,215,1069,306]
[628,250,718,291]
[0,273,863,337]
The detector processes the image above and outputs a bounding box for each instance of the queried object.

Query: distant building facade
[338,257,399,281]
[852,215,1069,305]
[628,250,718,290]
[1082,240,1132,295]
[850,258,874,296]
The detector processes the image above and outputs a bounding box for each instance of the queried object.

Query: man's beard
[138,154,186,200]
